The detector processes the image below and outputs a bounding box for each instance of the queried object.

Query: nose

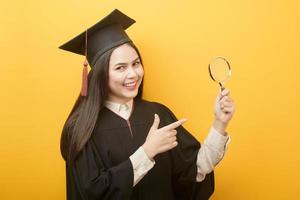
[126,66,138,79]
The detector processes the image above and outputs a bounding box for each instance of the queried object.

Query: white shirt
[105,99,230,187]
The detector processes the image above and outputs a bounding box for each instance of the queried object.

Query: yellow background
[1,0,299,199]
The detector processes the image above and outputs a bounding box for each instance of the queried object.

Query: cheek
[108,72,123,89]
[137,67,144,78]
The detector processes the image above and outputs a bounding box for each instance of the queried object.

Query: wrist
[213,119,228,136]
[142,143,155,159]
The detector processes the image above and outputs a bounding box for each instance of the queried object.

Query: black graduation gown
[66,98,214,200]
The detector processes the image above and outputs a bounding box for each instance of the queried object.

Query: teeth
[124,81,136,87]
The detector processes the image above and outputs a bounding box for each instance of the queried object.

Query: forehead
[110,43,139,64]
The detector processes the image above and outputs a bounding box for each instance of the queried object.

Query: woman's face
[107,43,144,104]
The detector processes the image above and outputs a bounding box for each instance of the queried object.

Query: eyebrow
[114,57,140,67]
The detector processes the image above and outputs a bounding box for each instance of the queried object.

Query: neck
[106,97,133,105]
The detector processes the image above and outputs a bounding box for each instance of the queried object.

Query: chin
[123,91,138,99]
[121,86,140,98]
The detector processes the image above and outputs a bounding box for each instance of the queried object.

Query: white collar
[104,99,133,120]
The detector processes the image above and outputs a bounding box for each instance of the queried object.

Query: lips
[124,81,137,87]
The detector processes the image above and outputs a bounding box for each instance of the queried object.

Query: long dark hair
[60,42,143,165]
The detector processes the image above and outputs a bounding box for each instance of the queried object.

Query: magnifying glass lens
[208,57,231,88]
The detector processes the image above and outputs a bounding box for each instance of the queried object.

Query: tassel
[81,30,89,97]
[80,60,88,96]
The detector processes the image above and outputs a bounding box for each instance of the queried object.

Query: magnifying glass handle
[219,82,225,91]
[218,82,230,114]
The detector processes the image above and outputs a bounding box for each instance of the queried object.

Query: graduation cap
[59,9,136,96]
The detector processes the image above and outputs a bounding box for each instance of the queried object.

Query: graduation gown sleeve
[159,104,215,200]
[66,139,134,200]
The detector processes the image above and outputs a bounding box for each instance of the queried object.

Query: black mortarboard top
[59,9,136,96]
[59,9,135,67]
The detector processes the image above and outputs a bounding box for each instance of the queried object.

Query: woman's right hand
[142,114,187,160]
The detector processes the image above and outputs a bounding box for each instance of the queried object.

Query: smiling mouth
[124,81,137,87]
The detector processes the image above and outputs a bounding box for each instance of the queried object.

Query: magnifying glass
[208,57,231,90]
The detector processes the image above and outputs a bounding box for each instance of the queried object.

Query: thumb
[150,114,160,131]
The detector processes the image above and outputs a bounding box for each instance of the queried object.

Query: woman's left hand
[213,88,235,134]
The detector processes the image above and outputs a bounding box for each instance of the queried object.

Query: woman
[59,9,235,200]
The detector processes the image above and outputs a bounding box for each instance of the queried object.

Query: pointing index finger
[161,118,187,131]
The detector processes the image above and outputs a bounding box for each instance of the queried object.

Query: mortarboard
[59,9,136,96]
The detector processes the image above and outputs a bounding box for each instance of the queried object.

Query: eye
[115,66,125,71]
[133,60,141,66]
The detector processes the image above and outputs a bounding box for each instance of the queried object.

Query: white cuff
[129,146,155,186]
[196,127,231,182]
[206,126,231,153]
